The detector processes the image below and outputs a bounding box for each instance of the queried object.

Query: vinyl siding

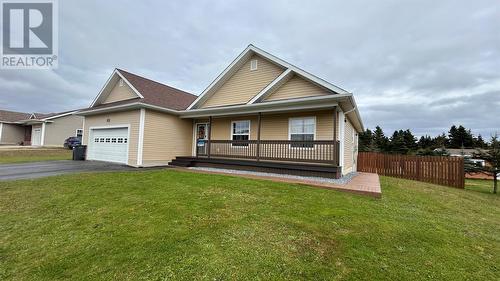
[0,123,24,144]
[343,118,355,173]
[211,116,259,140]
[83,110,140,166]
[102,80,138,104]
[264,74,330,101]
[209,110,335,141]
[142,110,193,166]
[201,55,285,108]
[43,115,84,146]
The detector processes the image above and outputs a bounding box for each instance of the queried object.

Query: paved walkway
[175,168,382,198]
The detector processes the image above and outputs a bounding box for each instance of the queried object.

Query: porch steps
[168,157,195,167]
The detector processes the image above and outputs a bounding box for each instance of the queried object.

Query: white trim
[182,94,347,118]
[87,124,131,165]
[40,122,46,146]
[247,69,293,104]
[230,120,251,147]
[82,118,85,143]
[338,110,345,169]
[288,116,316,149]
[116,70,144,99]
[137,108,146,166]
[193,122,208,156]
[89,69,144,108]
[77,102,181,116]
[188,44,350,110]
[0,122,3,143]
[75,128,83,137]
[42,111,78,121]
[187,46,254,110]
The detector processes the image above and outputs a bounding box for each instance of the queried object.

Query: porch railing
[199,140,340,166]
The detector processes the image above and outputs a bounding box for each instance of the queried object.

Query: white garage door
[87,127,129,164]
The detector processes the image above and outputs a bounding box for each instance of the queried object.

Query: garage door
[87,127,129,164]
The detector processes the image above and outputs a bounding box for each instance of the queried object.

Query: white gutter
[182,94,351,118]
[77,102,181,116]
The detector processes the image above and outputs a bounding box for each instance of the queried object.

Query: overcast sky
[0,0,498,138]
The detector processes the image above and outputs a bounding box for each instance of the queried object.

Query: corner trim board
[137,108,146,166]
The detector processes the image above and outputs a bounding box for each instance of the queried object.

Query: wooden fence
[357,152,465,188]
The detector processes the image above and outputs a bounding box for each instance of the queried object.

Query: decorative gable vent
[119,78,124,87]
[250,59,258,71]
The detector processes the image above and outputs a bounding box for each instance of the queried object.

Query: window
[231,120,250,146]
[124,138,128,143]
[76,129,83,138]
[117,138,123,143]
[250,59,258,71]
[94,138,99,143]
[111,138,117,143]
[289,117,315,148]
[99,138,105,143]
[105,138,110,143]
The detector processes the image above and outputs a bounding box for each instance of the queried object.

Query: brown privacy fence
[357,152,465,188]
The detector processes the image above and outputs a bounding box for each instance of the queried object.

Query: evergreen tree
[433,133,448,148]
[474,134,487,148]
[389,130,410,154]
[373,126,389,152]
[448,125,474,148]
[359,129,374,152]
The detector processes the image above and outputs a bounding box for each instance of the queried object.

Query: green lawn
[0,148,72,164]
[0,171,498,280]
[466,178,498,195]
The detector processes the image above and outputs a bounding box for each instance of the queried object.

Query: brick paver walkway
[175,168,382,198]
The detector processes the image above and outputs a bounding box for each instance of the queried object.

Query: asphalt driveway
[0,160,148,181]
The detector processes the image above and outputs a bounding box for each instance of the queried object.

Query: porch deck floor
[174,167,381,198]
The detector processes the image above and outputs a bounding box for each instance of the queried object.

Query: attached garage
[87,127,129,164]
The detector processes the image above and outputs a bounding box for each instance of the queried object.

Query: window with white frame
[231,120,250,146]
[76,129,83,139]
[289,117,315,148]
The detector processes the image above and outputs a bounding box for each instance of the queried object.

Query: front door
[32,128,41,146]
[196,123,208,156]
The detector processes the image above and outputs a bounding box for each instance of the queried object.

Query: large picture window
[289,117,315,148]
[231,120,250,146]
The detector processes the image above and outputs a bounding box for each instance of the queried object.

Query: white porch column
[137,108,145,166]
[338,110,345,169]
[41,122,46,146]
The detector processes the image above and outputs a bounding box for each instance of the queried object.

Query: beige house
[0,110,84,146]
[79,45,363,178]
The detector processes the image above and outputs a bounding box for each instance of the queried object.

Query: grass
[0,171,498,280]
[466,178,498,195]
[0,148,72,164]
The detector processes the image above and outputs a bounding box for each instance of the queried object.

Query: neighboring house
[434,148,487,158]
[0,109,84,146]
[78,45,364,178]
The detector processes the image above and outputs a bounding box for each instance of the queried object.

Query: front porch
[175,108,344,178]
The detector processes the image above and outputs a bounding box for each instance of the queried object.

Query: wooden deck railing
[199,140,340,165]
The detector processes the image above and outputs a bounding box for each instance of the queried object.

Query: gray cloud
[0,0,498,137]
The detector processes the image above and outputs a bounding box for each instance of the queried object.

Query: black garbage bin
[72,145,87,161]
